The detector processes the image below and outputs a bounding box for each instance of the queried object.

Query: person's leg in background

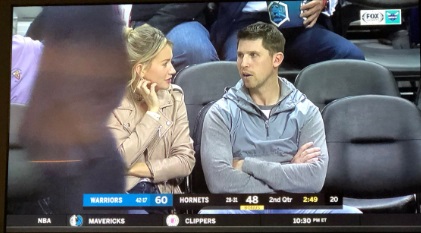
[222,30,240,61]
[220,17,364,67]
[409,7,419,48]
[282,24,365,69]
[219,15,267,61]
[166,21,219,72]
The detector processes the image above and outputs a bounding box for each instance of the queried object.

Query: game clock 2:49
[302,195,318,203]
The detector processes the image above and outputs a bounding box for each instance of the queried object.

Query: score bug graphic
[83,194,173,207]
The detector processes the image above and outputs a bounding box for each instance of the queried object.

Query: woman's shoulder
[170,84,185,102]
[114,92,137,111]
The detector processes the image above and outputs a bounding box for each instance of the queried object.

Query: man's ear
[273,52,284,68]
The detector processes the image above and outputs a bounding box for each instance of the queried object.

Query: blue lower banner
[83,194,173,207]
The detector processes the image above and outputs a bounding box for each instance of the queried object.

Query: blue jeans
[199,205,362,214]
[127,181,159,194]
[166,21,219,71]
[127,181,167,214]
[198,205,363,214]
[222,19,364,68]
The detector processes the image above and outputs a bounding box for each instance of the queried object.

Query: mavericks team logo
[69,214,83,227]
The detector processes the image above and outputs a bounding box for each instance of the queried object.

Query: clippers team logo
[268,1,289,27]
[166,214,180,227]
[12,69,22,80]
[69,214,83,227]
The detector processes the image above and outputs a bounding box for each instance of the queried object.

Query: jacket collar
[119,85,174,111]
[224,77,306,115]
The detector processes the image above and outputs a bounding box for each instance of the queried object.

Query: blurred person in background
[130,3,219,72]
[11,35,43,105]
[18,5,129,214]
[211,1,365,69]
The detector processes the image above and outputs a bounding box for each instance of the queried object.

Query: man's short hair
[237,21,285,55]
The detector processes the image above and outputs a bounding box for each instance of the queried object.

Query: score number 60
[155,195,169,205]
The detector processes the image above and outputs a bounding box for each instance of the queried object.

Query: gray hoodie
[201,77,328,194]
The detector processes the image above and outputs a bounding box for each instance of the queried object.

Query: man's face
[236,38,277,90]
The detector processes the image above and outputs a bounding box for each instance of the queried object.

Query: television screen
[1,0,420,232]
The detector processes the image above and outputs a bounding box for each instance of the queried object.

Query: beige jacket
[108,84,195,194]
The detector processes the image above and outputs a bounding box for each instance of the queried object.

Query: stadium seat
[294,59,401,110]
[190,100,217,194]
[173,61,240,138]
[416,83,421,110]
[172,61,240,194]
[321,95,421,213]
[279,62,301,84]
[338,0,420,100]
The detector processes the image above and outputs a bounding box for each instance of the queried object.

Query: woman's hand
[135,79,159,112]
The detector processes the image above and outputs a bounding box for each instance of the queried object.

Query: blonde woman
[108,24,195,201]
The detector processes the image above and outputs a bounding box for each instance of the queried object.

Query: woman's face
[142,44,176,90]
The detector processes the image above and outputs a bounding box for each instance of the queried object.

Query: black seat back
[173,61,240,193]
[295,59,400,110]
[416,83,421,110]
[321,95,421,198]
[191,100,218,194]
[173,61,240,138]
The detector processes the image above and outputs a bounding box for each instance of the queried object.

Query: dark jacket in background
[209,2,247,54]
[130,3,209,34]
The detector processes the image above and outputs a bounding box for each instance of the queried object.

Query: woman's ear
[135,63,144,79]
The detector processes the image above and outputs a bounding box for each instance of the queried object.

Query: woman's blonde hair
[123,24,173,88]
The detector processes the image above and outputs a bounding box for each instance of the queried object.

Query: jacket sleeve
[201,103,275,194]
[145,3,208,34]
[241,105,328,193]
[108,108,161,168]
[146,93,196,183]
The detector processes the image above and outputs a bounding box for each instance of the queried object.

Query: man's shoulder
[212,96,238,110]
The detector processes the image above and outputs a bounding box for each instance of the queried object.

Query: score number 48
[245,195,259,204]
